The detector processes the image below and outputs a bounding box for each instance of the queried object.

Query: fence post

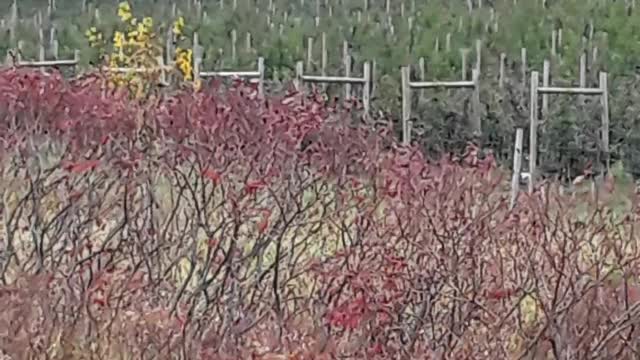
[600,71,610,171]
[257,56,265,98]
[295,61,304,91]
[461,48,468,80]
[510,128,524,209]
[9,0,18,44]
[401,66,411,146]
[363,61,371,120]
[306,37,314,69]
[193,32,201,83]
[529,71,539,193]
[471,68,481,135]
[475,39,482,71]
[418,57,425,99]
[17,40,23,62]
[579,53,586,105]
[231,29,237,64]
[157,56,167,85]
[542,59,550,118]
[343,41,351,99]
[39,27,46,74]
[499,53,506,88]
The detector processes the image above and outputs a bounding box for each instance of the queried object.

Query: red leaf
[257,210,271,234]
[486,288,516,300]
[245,180,267,195]
[92,297,107,307]
[202,168,221,184]
[65,160,100,173]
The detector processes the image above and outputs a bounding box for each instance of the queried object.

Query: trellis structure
[193,33,266,97]
[528,67,610,193]
[294,60,372,120]
[400,66,481,145]
[6,40,80,72]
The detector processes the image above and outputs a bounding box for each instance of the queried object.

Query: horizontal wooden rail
[301,74,365,84]
[105,66,173,73]
[409,80,475,88]
[16,58,78,67]
[294,60,371,119]
[537,86,603,95]
[11,49,80,69]
[200,70,261,78]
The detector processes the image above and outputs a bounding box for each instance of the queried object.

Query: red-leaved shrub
[0,68,639,359]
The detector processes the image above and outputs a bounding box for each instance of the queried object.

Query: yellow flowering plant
[171,16,199,87]
[83,2,197,98]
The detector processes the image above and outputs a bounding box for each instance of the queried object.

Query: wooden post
[461,49,468,80]
[165,28,174,70]
[9,0,18,44]
[446,33,452,52]
[475,39,482,72]
[295,61,304,91]
[499,53,506,88]
[363,61,371,120]
[471,68,481,135]
[157,56,167,85]
[73,49,80,74]
[231,29,237,64]
[52,39,59,59]
[579,53,586,105]
[371,59,377,98]
[418,57,426,99]
[551,30,557,57]
[558,28,563,51]
[542,59,550,118]
[529,71,539,193]
[321,32,327,92]
[306,37,313,69]
[343,41,351,99]
[521,48,527,94]
[17,40,23,62]
[245,32,252,52]
[193,32,201,83]
[600,71,610,171]
[257,56,265,98]
[38,27,46,73]
[401,66,411,146]
[510,128,524,209]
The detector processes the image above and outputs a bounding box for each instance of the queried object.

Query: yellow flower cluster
[128,17,153,45]
[117,2,132,23]
[84,27,103,48]
[172,17,185,38]
[175,48,193,80]
[84,2,196,96]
